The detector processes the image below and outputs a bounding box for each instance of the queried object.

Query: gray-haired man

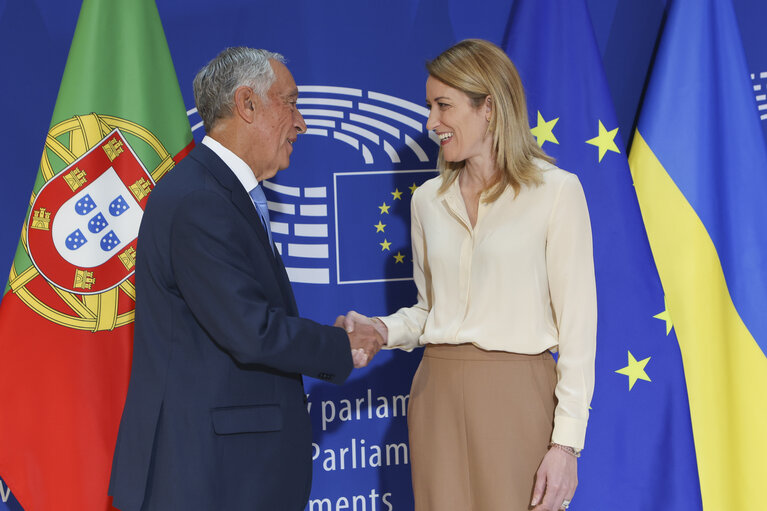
[109,47,383,511]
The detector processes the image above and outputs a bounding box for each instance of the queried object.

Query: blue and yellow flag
[629,0,767,508]
[506,1,703,509]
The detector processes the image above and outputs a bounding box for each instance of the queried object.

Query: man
[109,48,383,511]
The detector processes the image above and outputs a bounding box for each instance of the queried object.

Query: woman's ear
[485,95,492,122]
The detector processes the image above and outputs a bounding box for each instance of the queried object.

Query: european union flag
[334,170,436,284]
[506,1,702,509]
[629,0,767,508]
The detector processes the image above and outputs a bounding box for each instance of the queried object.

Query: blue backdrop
[1,0,765,509]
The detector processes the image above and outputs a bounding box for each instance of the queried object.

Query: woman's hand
[530,445,578,510]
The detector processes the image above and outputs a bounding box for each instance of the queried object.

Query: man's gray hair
[193,47,286,132]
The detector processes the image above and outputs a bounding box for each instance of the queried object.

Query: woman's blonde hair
[427,39,553,201]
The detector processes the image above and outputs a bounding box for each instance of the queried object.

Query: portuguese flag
[0,1,193,509]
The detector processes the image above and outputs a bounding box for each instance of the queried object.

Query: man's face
[249,60,306,180]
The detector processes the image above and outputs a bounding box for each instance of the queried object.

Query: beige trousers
[408,343,557,511]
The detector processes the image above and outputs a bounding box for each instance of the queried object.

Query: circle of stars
[374,184,419,263]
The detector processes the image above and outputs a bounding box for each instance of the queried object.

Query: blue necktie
[248,185,274,252]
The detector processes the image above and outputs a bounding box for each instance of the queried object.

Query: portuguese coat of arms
[27,129,154,295]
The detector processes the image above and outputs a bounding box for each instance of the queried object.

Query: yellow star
[393,251,405,263]
[378,202,391,214]
[380,239,392,251]
[653,296,674,335]
[615,351,652,391]
[391,188,403,200]
[530,111,559,147]
[586,120,620,162]
[374,221,386,233]
[409,183,418,194]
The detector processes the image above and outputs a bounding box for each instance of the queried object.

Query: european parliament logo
[188,86,439,286]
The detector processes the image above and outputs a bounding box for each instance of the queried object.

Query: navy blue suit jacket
[109,144,353,511]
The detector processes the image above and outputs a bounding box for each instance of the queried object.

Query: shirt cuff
[377,315,419,351]
[551,414,588,450]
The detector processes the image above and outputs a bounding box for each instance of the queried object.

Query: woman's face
[425,76,492,164]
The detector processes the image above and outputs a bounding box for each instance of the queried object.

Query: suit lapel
[230,187,274,252]
[190,145,297,313]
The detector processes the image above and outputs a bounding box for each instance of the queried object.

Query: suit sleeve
[168,189,352,383]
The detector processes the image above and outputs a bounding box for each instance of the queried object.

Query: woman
[345,39,596,511]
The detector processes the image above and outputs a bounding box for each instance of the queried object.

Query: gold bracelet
[550,442,581,458]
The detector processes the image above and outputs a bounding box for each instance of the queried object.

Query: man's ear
[233,86,256,122]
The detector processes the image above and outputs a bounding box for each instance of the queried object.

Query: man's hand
[530,446,578,510]
[334,312,386,368]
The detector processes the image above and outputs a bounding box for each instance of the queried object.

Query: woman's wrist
[549,442,581,458]
[372,317,389,345]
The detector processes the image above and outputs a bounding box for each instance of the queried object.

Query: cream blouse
[379,159,597,449]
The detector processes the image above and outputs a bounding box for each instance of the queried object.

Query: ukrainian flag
[629,0,767,508]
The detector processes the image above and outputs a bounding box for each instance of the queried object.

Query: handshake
[334,311,389,368]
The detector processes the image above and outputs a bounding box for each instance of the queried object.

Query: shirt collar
[202,135,260,193]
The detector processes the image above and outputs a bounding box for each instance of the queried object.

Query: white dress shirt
[380,159,597,449]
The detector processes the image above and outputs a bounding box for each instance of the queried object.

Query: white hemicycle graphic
[261,179,331,285]
[751,71,767,121]
[297,86,439,164]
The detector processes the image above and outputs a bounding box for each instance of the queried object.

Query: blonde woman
[343,39,596,511]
